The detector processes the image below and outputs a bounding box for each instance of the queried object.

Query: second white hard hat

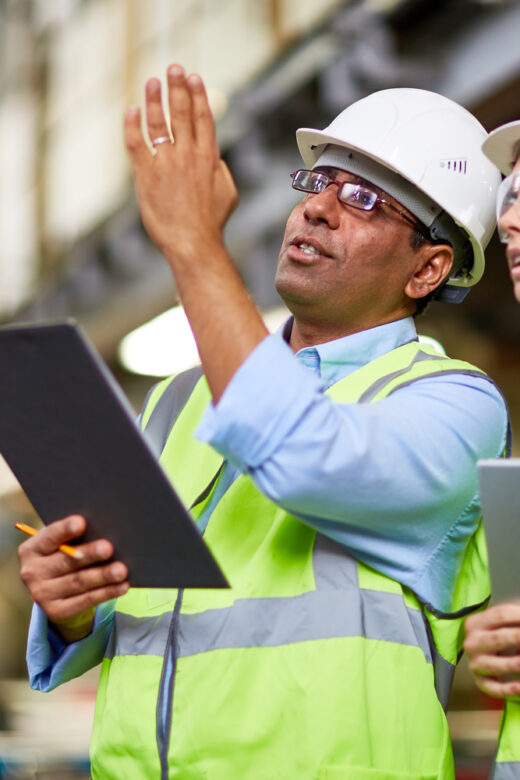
[482,119,520,175]
[296,88,501,297]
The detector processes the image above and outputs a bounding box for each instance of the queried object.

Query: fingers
[42,560,127,602]
[166,65,217,156]
[465,626,520,655]
[464,604,520,699]
[466,602,520,632]
[20,515,86,557]
[18,514,129,631]
[474,674,520,700]
[167,64,193,147]
[124,105,149,168]
[41,564,129,624]
[468,644,520,699]
[145,78,171,147]
[18,515,113,571]
[214,160,239,224]
[127,66,217,158]
[188,73,217,154]
[468,646,520,677]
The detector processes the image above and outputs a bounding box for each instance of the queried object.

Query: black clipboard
[0,320,228,589]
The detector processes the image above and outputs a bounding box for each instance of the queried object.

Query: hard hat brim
[482,120,520,175]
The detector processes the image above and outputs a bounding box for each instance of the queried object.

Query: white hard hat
[482,119,520,175]
[296,88,501,300]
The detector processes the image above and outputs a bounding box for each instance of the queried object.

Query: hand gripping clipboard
[0,320,228,589]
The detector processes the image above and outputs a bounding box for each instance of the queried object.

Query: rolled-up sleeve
[28,601,115,692]
[197,335,324,470]
[196,332,508,610]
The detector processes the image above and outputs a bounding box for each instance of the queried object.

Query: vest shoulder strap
[141,366,203,457]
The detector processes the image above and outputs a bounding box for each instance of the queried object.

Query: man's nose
[499,201,520,243]
[303,184,341,229]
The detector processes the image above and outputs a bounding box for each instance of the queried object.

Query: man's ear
[405,244,454,300]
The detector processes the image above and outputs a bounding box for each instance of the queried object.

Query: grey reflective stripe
[142,365,203,457]
[108,530,455,708]
[433,652,455,711]
[108,591,433,661]
[313,533,453,707]
[105,611,171,659]
[491,762,520,779]
[358,349,446,403]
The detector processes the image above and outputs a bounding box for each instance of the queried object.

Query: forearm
[164,237,268,402]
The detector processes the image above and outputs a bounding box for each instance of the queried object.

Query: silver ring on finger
[152,135,172,147]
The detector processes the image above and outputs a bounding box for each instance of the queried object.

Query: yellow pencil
[14,521,84,560]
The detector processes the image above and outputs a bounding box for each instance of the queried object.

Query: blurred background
[1,0,520,776]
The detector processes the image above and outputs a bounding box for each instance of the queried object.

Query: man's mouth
[507,248,520,273]
[297,242,321,256]
[289,237,330,260]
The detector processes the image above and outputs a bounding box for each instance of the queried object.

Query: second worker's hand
[18,514,129,643]
[464,602,520,699]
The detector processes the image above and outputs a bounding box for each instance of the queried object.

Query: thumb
[214,160,239,226]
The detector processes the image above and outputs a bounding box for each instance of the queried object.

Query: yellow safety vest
[90,341,495,779]
[492,700,520,778]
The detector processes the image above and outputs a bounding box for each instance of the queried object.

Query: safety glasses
[290,169,430,238]
[496,173,520,243]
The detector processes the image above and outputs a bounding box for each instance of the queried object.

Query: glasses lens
[291,169,330,194]
[497,174,520,243]
[338,182,378,211]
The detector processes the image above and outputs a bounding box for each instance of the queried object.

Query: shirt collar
[280,316,418,387]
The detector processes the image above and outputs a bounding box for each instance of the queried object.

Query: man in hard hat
[20,66,508,779]
[464,119,520,778]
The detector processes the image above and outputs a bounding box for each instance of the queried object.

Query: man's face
[275,168,428,337]
[499,156,520,303]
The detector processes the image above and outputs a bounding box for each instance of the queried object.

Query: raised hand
[124,64,238,264]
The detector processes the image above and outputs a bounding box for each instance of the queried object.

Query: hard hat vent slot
[440,159,467,174]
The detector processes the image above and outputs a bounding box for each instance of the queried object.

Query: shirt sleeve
[196,334,509,610]
[27,601,115,692]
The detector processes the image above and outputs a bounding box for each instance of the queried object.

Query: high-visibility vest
[90,341,496,780]
[491,700,520,778]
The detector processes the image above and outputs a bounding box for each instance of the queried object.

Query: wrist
[162,230,227,269]
[51,607,96,643]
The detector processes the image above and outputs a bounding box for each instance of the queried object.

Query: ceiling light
[118,304,290,377]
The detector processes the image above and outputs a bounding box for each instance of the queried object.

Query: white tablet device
[478,458,520,603]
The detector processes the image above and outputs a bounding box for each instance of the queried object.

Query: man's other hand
[18,515,129,643]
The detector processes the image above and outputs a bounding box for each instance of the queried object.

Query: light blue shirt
[27,316,509,691]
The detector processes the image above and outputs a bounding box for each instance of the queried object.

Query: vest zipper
[155,461,225,777]
[156,588,183,780]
